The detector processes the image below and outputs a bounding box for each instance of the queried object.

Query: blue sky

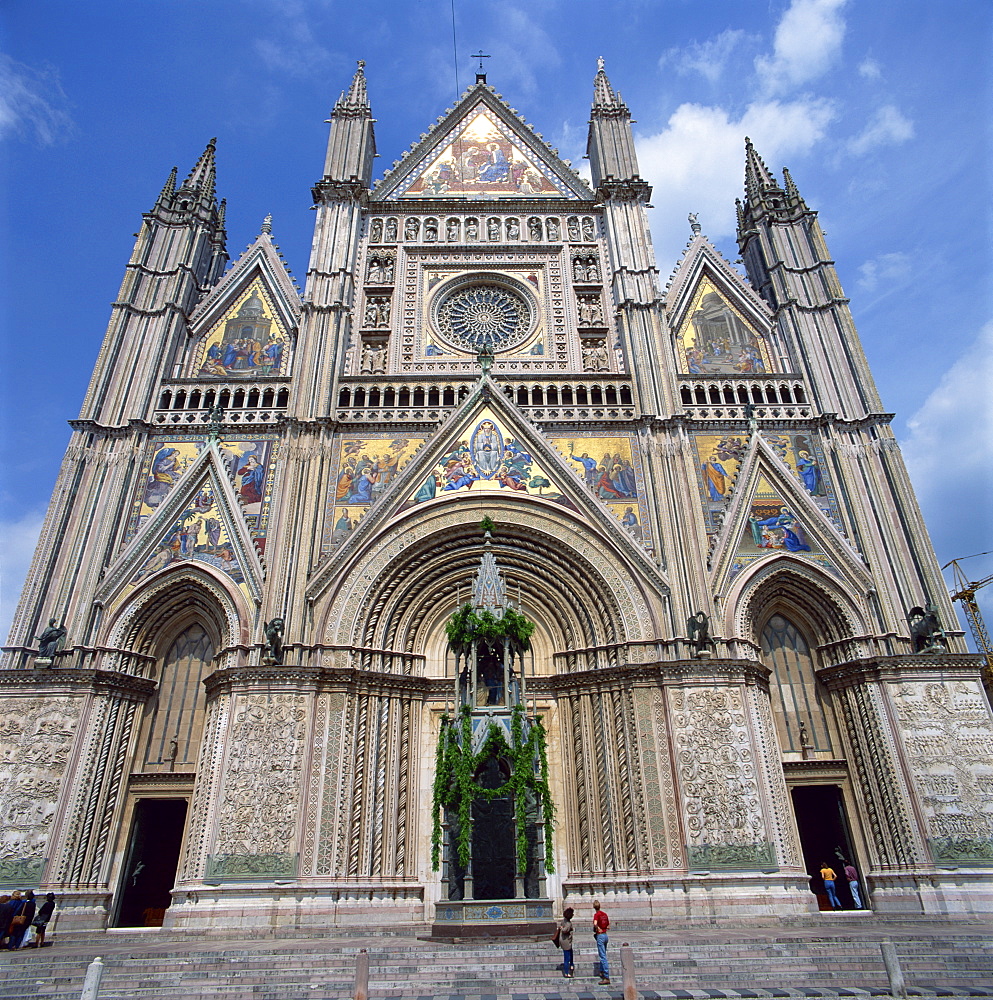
[2,0,991,641]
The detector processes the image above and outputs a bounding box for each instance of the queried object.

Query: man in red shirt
[592,899,610,984]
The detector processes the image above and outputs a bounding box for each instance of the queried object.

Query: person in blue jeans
[592,899,610,984]
[820,862,842,909]
[558,907,574,977]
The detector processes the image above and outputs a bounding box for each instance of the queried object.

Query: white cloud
[253,1,337,79]
[0,509,45,642]
[901,323,993,643]
[637,97,836,272]
[756,0,848,95]
[902,322,993,515]
[857,251,912,292]
[858,58,882,80]
[0,54,73,145]
[847,104,914,156]
[483,7,563,96]
[660,29,751,84]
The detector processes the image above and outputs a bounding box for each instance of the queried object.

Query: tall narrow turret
[586,56,644,190]
[79,138,227,426]
[585,58,665,415]
[736,138,883,419]
[298,61,376,421]
[320,60,377,189]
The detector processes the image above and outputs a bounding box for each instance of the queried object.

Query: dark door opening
[114,798,188,927]
[471,756,516,899]
[790,784,864,909]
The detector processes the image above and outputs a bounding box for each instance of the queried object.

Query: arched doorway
[115,617,217,926]
[756,601,868,909]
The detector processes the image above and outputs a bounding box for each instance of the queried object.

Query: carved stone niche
[571,253,600,284]
[361,295,392,329]
[359,338,389,375]
[576,293,604,327]
[366,250,396,285]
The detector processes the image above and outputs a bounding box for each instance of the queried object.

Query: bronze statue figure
[263,616,285,663]
[686,611,714,655]
[34,619,67,660]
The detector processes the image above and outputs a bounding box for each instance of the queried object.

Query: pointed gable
[372,85,593,202]
[312,377,666,599]
[664,232,775,377]
[101,442,269,609]
[699,431,868,596]
[186,224,302,378]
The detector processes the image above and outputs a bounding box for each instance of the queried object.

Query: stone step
[1,924,990,1000]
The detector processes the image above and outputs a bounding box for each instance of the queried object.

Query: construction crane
[942,551,993,689]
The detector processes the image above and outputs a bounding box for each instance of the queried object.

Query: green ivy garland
[431,704,555,876]
[444,602,536,663]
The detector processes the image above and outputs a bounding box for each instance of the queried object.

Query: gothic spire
[181,137,217,198]
[782,166,807,209]
[157,166,177,204]
[592,55,624,112]
[319,60,376,190]
[587,57,644,190]
[472,530,508,615]
[335,59,370,114]
[743,137,778,206]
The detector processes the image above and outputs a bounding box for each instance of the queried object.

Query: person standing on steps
[7,889,35,949]
[819,861,842,910]
[843,860,863,909]
[32,893,56,947]
[592,898,610,984]
[558,906,575,977]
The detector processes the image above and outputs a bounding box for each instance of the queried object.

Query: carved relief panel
[207,691,309,878]
[667,685,774,869]
[891,679,993,864]
[0,695,83,884]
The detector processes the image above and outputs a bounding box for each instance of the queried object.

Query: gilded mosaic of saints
[471,420,504,478]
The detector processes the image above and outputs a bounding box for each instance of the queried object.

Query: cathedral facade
[3,61,991,934]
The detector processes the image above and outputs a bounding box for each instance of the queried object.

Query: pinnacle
[181,137,217,198]
[782,166,806,207]
[592,55,621,111]
[743,136,779,206]
[336,58,370,113]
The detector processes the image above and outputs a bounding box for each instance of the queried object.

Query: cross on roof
[471,50,491,72]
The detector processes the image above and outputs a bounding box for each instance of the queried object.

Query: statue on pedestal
[686,612,714,657]
[908,603,946,654]
[263,617,285,664]
[33,619,67,665]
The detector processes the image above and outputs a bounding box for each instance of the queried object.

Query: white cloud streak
[660,29,752,84]
[858,58,882,80]
[902,322,993,516]
[638,97,837,273]
[252,1,338,79]
[847,104,914,156]
[756,0,848,95]
[857,251,912,292]
[0,54,73,145]
[0,509,45,642]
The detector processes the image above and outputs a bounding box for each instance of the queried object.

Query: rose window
[435,283,532,352]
